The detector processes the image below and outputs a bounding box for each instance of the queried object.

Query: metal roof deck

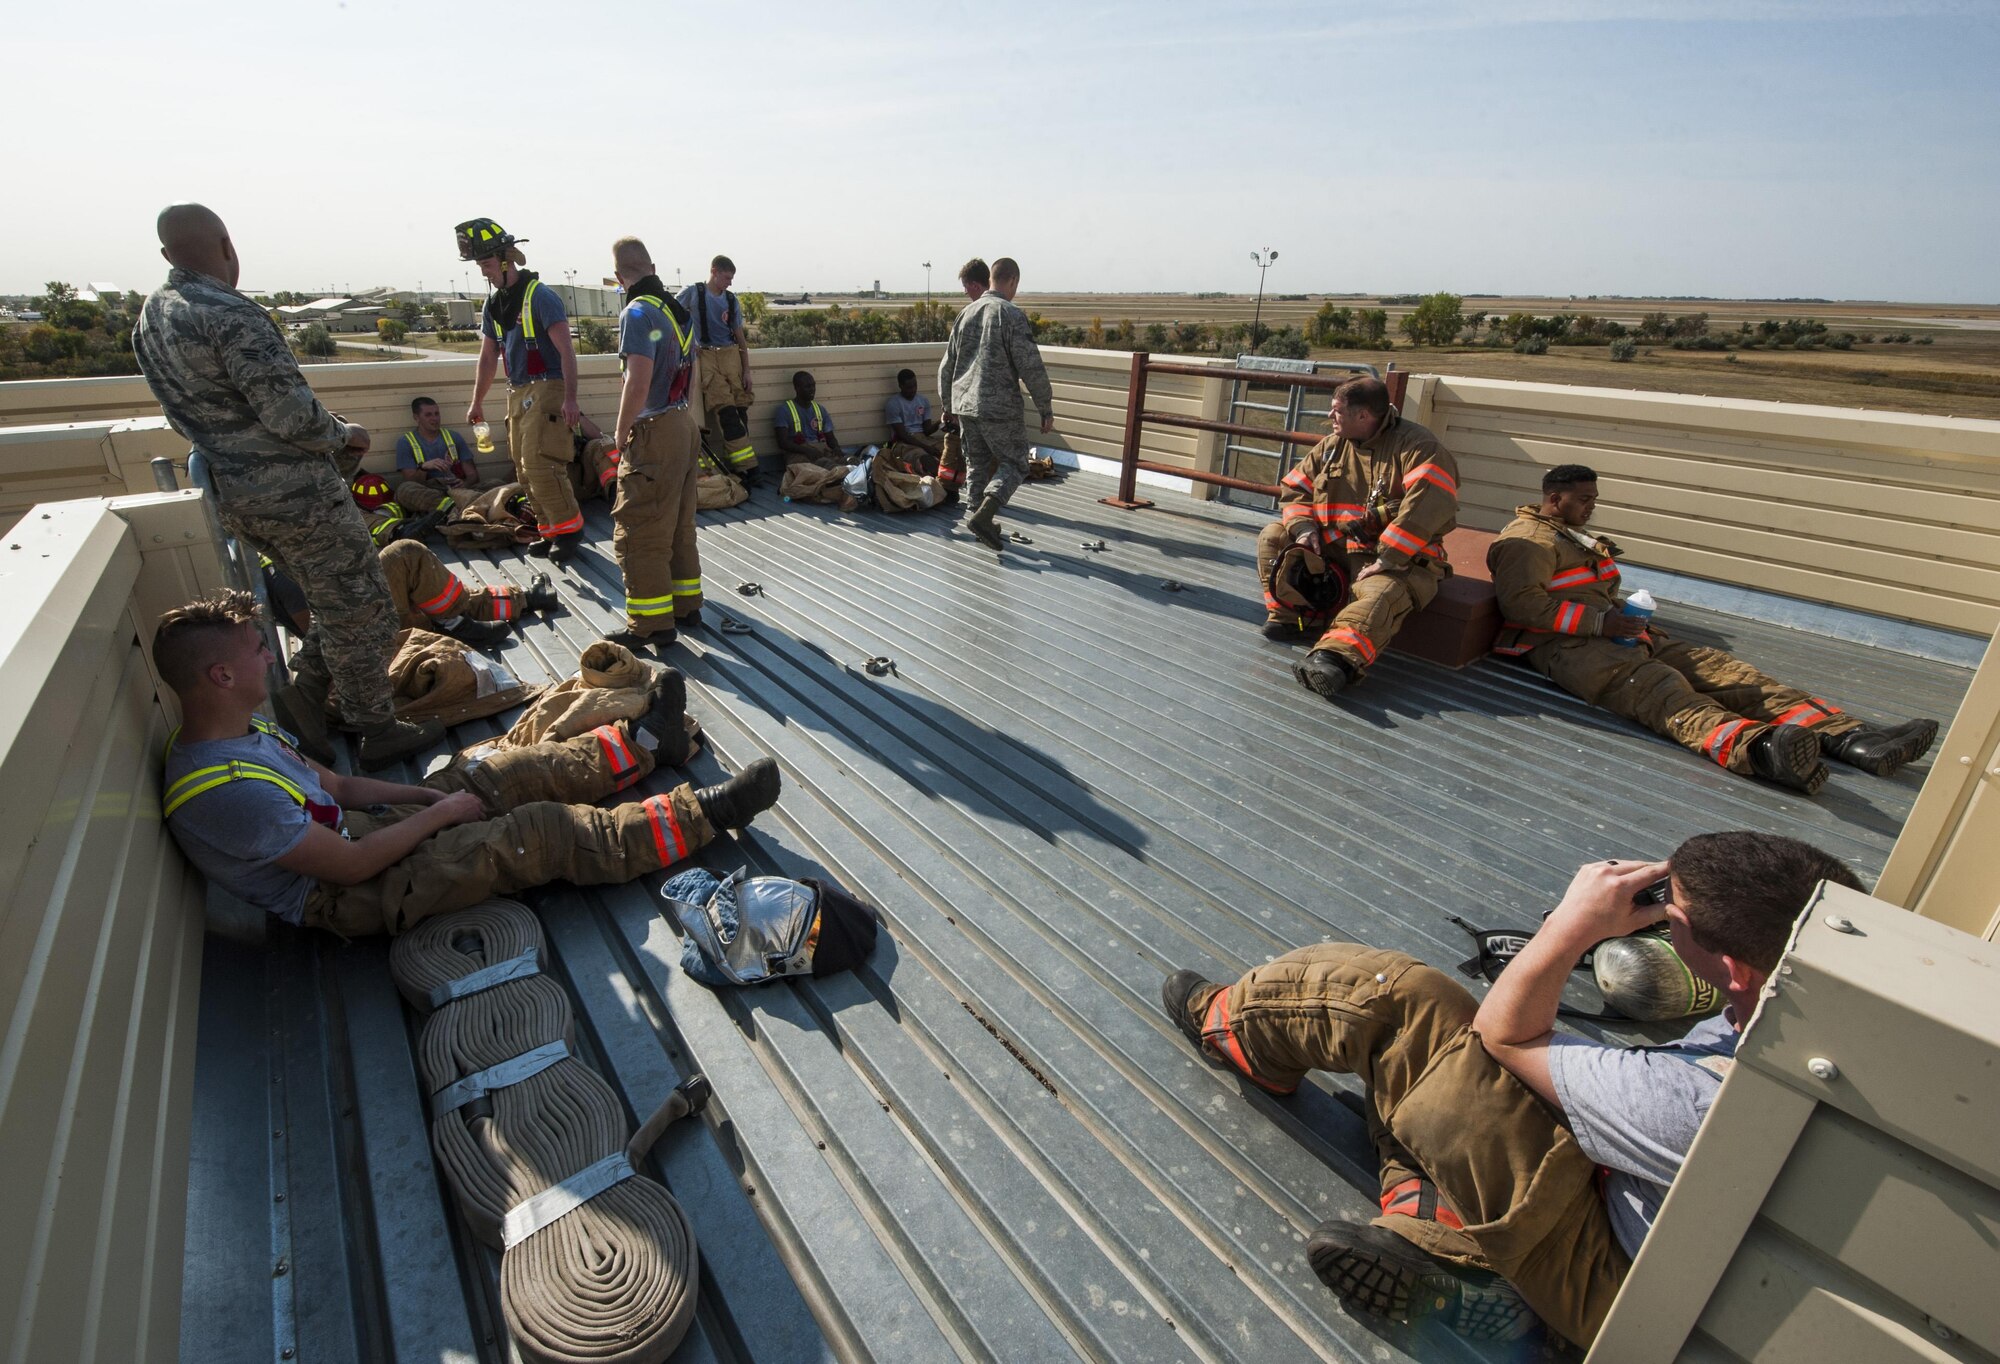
[180,468,1974,1364]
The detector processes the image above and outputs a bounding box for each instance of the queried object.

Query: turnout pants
[697,349,758,476]
[507,377,584,541]
[958,414,1032,508]
[615,407,703,634]
[1254,524,1445,672]
[379,538,521,630]
[302,720,714,936]
[1205,944,1629,1349]
[1526,628,1856,773]
[366,480,454,544]
[223,464,398,728]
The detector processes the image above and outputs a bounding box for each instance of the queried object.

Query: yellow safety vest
[160,716,310,819]
[403,429,462,464]
[632,296,693,356]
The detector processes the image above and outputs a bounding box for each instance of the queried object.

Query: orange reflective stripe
[1379,523,1427,556]
[592,723,641,789]
[1547,565,1599,589]
[416,575,467,616]
[1326,626,1377,666]
[643,794,688,862]
[489,586,517,621]
[1200,991,1296,1095]
[538,513,585,537]
[1280,467,1314,491]
[1703,719,1756,767]
[1774,699,1841,727]
[1403,462,1457,496]
[1554,600,1586,634]
[1491,640,1535,656]
[1380,1177,1466,1230]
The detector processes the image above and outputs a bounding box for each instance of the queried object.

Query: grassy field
[809,292,2000,420]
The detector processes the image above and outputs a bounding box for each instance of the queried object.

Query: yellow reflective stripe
[522,279,540,339]
[785,400,801,433]
[633,296,692,354]
[441,428,459,459]
[162,715,292,764]
[404,432,421,461]
[162,761,307,818]
[627,593,677,616]
[725,445,756,465]
[671,578,702,592]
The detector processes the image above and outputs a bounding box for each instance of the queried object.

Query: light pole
[1250,248,1279,348]
[922,260,932,306]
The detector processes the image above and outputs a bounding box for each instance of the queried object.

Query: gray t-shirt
[618,295,695,420]
[884,392,934,437]
[1547,1013,1738,1258]
[163,727,340,924]
[675,284,739,349]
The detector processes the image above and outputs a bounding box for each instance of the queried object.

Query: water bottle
[473,421,494,454]
[1615,589,1656,646]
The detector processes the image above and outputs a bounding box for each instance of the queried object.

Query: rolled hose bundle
[390,899,702,1363]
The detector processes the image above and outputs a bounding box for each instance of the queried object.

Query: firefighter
[265,540,559,649]
[458,218,586,561]
[152,589,781,938]
[607,235,703,650]
[1256,376,1460,700]
[348,463,453,547]
[677,255,762,487]
[1488,464,1939,792]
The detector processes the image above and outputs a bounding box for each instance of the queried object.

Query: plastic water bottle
[1616,589,1656,646]
[473,421,494,453]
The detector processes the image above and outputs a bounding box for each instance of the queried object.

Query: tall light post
[922,260,932,305]
[1250,248,1279,348]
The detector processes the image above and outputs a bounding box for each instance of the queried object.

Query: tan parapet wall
[0,492,227,1363]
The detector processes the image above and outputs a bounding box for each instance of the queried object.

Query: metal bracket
[736,582,764,596]
[863,656,898,677]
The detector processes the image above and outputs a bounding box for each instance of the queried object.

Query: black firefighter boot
[1820,718,1939,778]
[1293,648,1357,703]
[1746,724,1829,795]
[965,494,1005,551]
[270,658,337,766]
[392,507,448,542]
[694,757,782,831]
[356,716,445,771]
[524,572,559,614]
[440,615,512,648]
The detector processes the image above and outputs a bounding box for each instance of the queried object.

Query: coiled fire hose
[389,899,704,1363]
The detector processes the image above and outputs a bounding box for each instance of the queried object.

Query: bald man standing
[133,204,441,770]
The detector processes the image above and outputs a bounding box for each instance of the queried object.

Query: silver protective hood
[666,868,817,986]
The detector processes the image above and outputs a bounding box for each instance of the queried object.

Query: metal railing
[1102,353,1408,509]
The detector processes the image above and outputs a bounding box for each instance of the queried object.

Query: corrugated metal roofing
[180,468,1974,1364]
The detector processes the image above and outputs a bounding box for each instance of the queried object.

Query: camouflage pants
[301,720,714,936]
[220,462,398,727]
[507,378,583,540]
[378,538,521,630]
[615,407,703,635]
[957,414,1031,508]
[1526,628,1857,773]
[1204,943,1629,1349]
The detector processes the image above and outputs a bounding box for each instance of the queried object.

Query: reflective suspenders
[783,400,827,438]
[490,278,544,341]
[160,717,309,818]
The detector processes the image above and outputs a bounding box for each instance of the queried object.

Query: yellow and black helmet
[455,217,525,262]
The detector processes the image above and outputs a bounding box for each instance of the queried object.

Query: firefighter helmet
[455,217,526,262]
[1266,542,1350,617]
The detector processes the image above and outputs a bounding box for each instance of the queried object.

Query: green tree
[397,300,423,326]
[1398,292,1464,346]
[296,324,337,358]
[1255,327,1310,360]
[575,319,615,354]
[377,318,410,344]
[740,292,769,324]
[1636,311,1672,341]
[1358,308,1389,344]
[425,302,448,325]
[1143,322,1169,351]
[1171,320,1208,353]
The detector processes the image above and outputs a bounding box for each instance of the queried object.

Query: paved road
[332,338,471,360]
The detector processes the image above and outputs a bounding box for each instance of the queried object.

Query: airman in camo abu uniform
[132,203,440,770]
[937,257,1055,550]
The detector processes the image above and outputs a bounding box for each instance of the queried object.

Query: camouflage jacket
[1278,413,1459,570]
[937,292,1053,422]
[133,267,348,489]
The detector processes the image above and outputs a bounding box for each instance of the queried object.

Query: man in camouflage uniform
[938,257,1055,550]
[1489,464,1939,793]
[133,203,439,770]
[1257,377,1459,701]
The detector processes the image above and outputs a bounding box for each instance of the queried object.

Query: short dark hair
[1670,831,1863,973]
[711,255,735,273]
[992,257,1020,284]
[792,370,813,386]
[411,395,437,415]
[1543,463,1596,493]
[152,589,262,693]
[896,368,915,384]
[1332,376,1390,418]
[959,258,990,288]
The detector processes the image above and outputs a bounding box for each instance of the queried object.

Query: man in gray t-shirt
[1158,832,1860,1352]
[884,368,943,457]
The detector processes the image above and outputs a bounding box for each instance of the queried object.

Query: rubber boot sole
[1749,725,1829,795]
[1307,1221,1537,1343]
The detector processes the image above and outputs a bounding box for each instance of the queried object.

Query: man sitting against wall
[1160,831,1859,1351]
[152,589,780,937]
[397,395,482,491]
[1489,464,1939,793]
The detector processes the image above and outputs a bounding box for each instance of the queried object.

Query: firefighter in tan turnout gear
[1256,377,1460,700]
[1488,464,1940,792]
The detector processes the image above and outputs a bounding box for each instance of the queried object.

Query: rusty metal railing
[1101,353,1407,510]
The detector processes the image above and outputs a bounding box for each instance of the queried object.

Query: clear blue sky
[6,0,1995,301]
